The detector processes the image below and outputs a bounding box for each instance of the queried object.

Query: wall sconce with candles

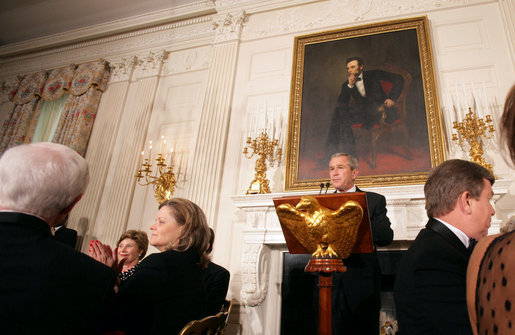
[243,105,285,194]
[135,137,177,203]
[446,81,496,175]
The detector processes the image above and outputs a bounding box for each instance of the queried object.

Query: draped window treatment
[0,59,110,156]
[32,94,69,143]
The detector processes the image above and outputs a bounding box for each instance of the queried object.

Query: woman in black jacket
[91,198,210,335]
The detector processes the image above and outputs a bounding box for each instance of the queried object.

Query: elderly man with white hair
[0,142,116,335]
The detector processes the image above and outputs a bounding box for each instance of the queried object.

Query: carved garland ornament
[240,243,270,307]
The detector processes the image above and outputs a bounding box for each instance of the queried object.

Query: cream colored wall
[0,0,514,334]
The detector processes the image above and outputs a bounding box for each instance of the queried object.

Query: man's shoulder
[55,242,115,276]
[364,190,386,200]
[355,187,386,202]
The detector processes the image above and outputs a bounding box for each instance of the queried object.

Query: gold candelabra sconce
[135,138,177,203]
[452,108,495,174]
[243,131,282,194]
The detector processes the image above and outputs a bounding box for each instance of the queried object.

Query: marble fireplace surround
[231,180,511,335]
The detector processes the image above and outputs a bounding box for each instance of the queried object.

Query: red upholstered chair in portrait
[351,63,413,168]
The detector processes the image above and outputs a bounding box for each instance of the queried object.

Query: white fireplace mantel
[231,180,512,335]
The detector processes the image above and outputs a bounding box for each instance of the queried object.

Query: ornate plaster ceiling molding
[0,1,216,58]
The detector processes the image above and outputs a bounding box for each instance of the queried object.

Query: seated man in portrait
[328,152,394,334]
[326,56,404,159]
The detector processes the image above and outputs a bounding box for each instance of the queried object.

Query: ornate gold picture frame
[285,16,445,191]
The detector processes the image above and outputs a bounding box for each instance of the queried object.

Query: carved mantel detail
[240,243,270,307]
[232,179,511,322]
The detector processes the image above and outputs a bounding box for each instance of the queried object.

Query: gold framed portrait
[285,16,445,191]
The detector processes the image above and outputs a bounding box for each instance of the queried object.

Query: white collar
[434,217,471,248]
[336,184,357,193]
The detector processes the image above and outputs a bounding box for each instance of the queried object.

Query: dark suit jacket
[115,248,207,335]
[0,212,116,335]
[394,218,473,334]
[326,69,405,156]
[202,261,230,315]
[332,187,394,334]
[337,69,404,108]
[54,225,78,248]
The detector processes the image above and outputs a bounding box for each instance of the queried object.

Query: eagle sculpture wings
[276,195,363,258]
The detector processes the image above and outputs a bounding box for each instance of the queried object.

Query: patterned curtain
[0,60,110,156]
[52,60,110,156]
[0,71,47,153]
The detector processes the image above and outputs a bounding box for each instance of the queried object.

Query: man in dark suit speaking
[0,143,116,335]
[394,159,495,334]
[326,56,404,159]
[328,152,394,334]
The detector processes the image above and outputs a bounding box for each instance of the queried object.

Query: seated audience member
[53,213,78,248]
[90,198,210,335]
[394,159,495,334]
[116,230,149,286]
[329,153,393,335]
[499,215,515,234]
[467,84,515,335]
[202,228,230,315]
[0,142,117,335]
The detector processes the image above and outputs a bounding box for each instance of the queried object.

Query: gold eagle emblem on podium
[276,196,363,259]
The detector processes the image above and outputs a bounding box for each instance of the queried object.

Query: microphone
[324,182,330,194]
[319,183,325,195]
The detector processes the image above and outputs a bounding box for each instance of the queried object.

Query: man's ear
[457,191,472,215]
[60,194,83,216]
[351,168,359,181]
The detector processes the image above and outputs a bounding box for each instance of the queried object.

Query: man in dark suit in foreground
[394,159,495,334]
[329,153,394,334]
[326,56,404,159]
[0,142,116,335]
[202,228,230,315]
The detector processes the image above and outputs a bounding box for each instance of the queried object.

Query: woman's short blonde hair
[117,230,149,260]
[159,198,211,267]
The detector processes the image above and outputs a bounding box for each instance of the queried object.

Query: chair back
[378,62,412,121]
[219,300,233,334]
[178,311,228,335]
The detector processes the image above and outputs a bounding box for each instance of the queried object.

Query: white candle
[170,147,174,166]
[252,107,257,138]
[177,151,183,176]
[148,141,152,160]
[272,106,276,141]
[482,81,489,118]
[245,108,250,140]
[445,93,455,126]
[279,115,285,148]
[160,135,164,153]
[462,78,468,110]
[455,84,462,116]
[471,82,481,118]
[265,102,268,135]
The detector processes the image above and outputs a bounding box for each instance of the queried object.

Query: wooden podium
[273,193,373,335]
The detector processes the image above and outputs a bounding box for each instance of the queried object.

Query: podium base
[304,258,347,335]
[305,257,346,273]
